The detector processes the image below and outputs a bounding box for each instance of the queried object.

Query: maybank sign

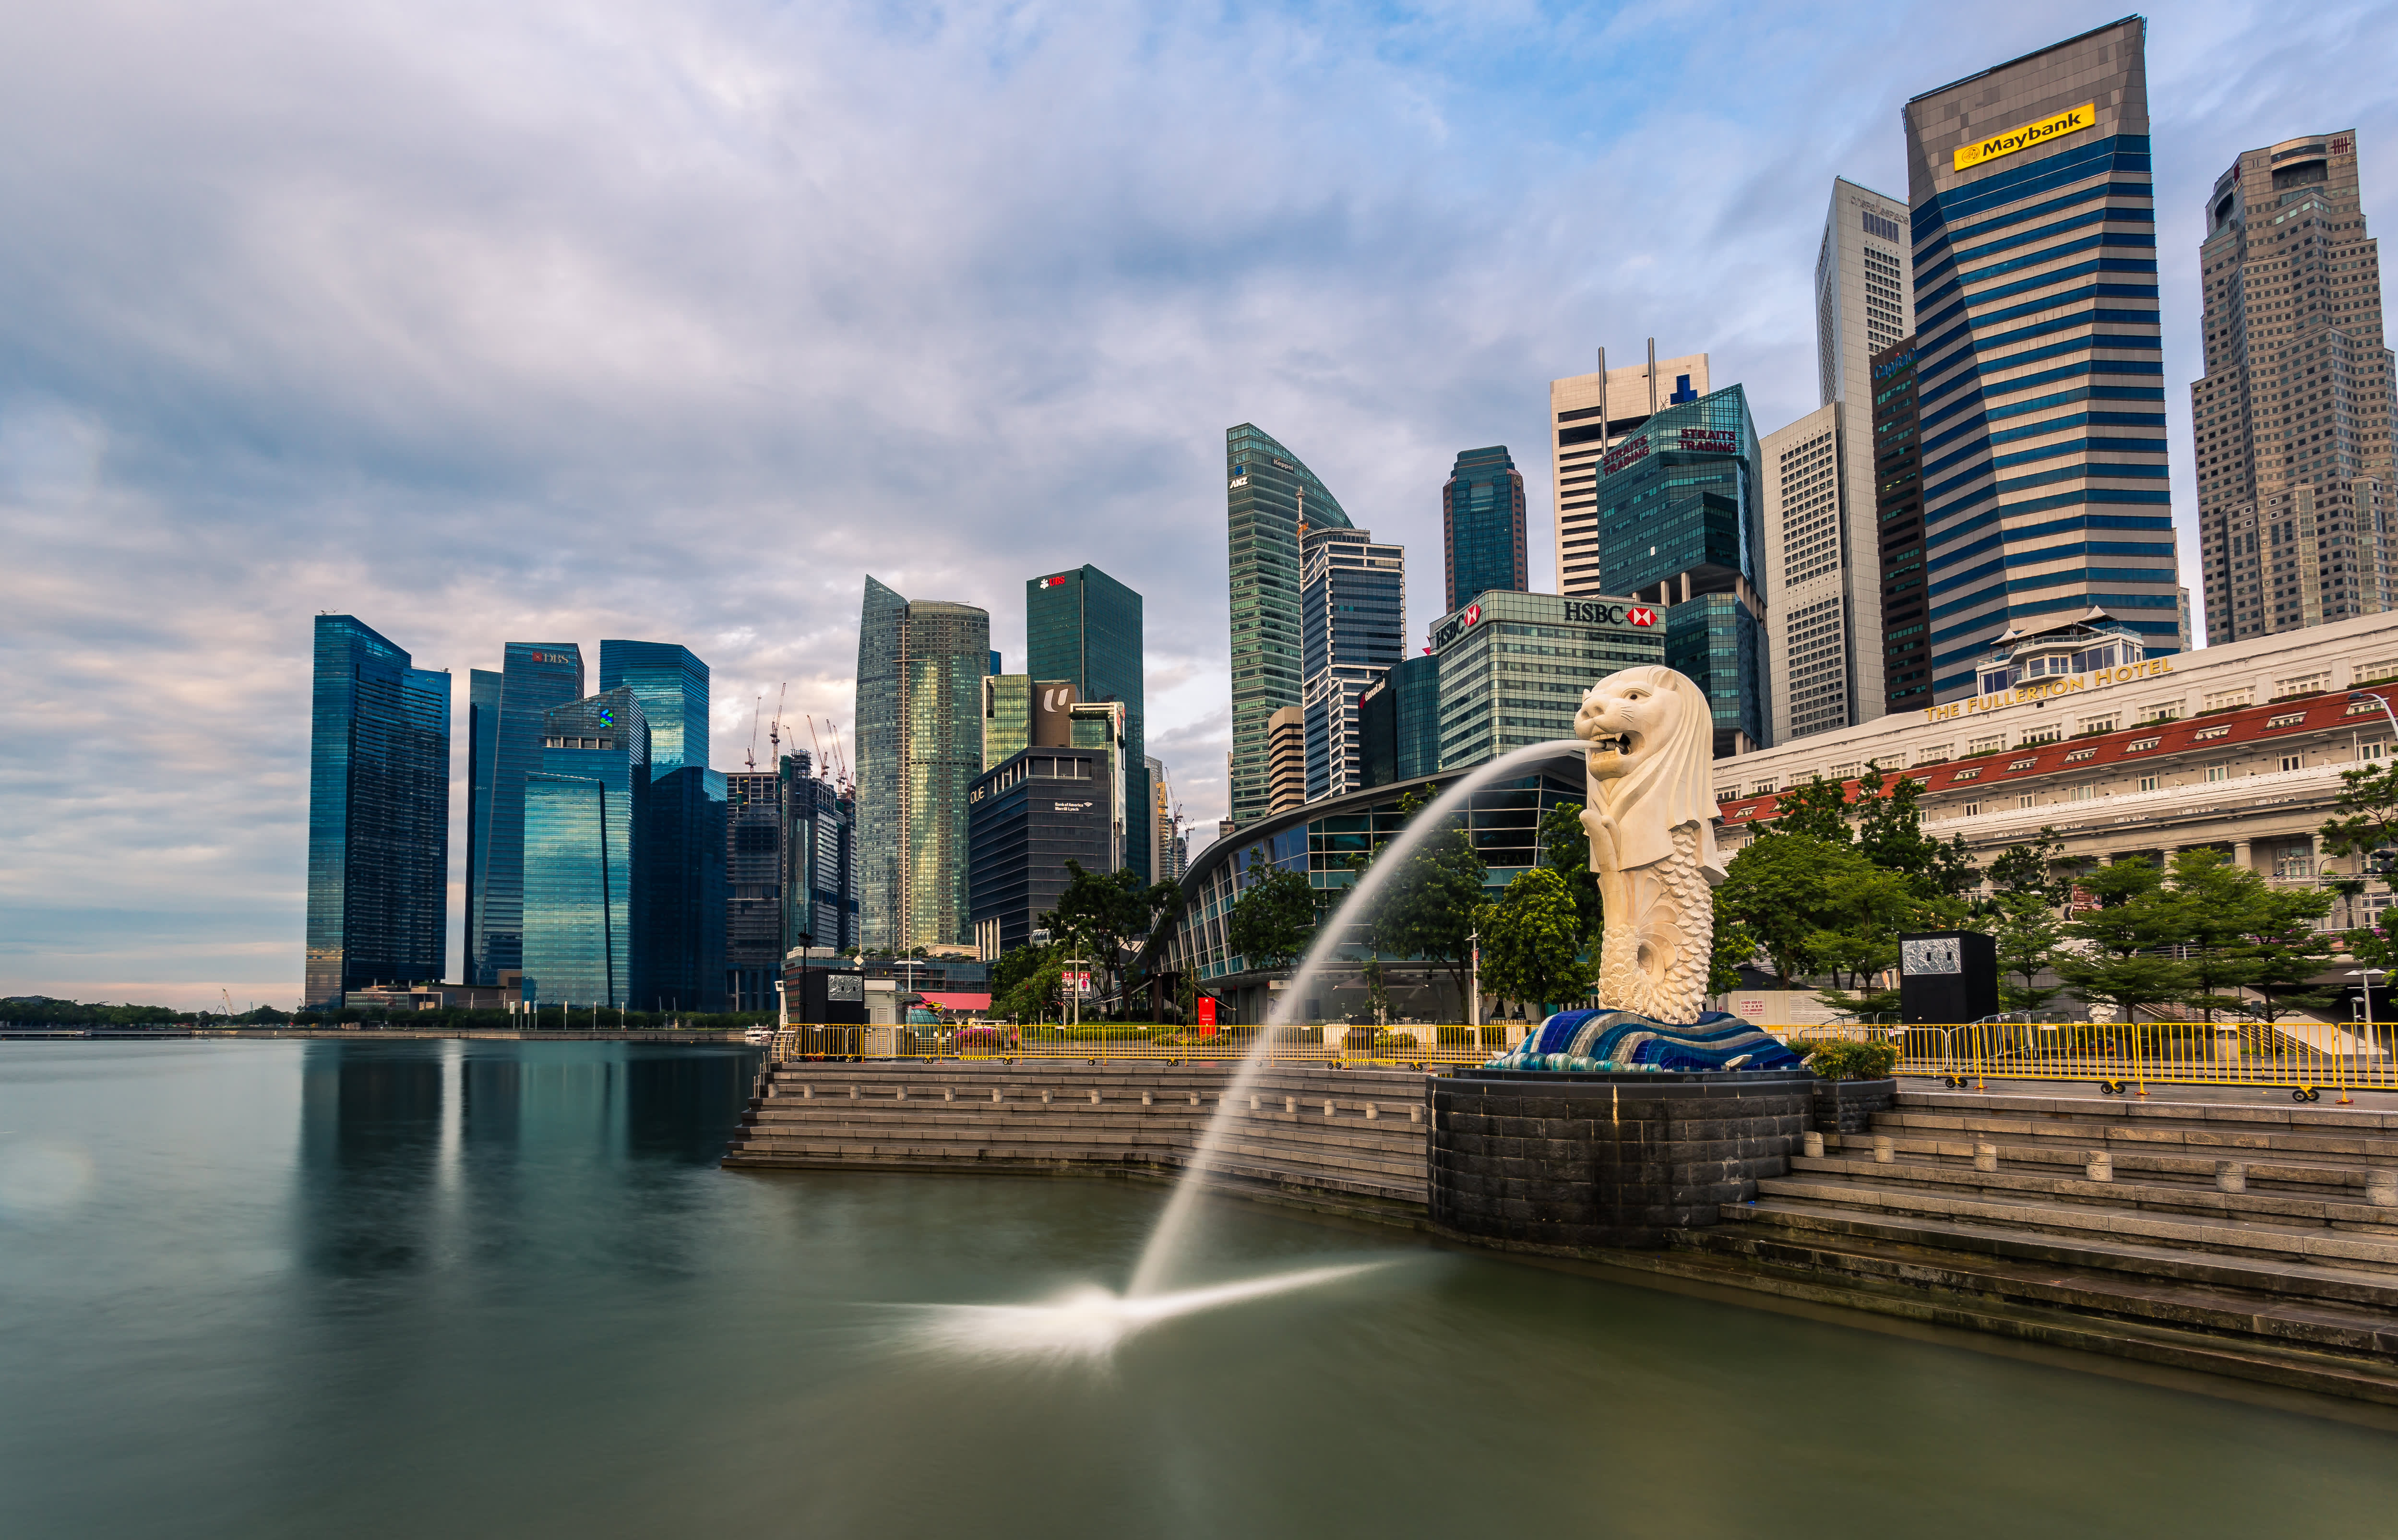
[1954,102,2096,172]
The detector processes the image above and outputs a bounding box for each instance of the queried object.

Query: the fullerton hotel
[1716,609,2398,926]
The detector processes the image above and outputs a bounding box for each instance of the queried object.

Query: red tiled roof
[1717,691,2362,827]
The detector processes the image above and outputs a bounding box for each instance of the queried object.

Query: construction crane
[744,694,764,772]
[221,988,236,1019]
[767,684,787,769]
[825,721,853,794]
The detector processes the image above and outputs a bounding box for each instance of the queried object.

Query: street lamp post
[2350,967,2386,1078]
[1467,925,1480,1033]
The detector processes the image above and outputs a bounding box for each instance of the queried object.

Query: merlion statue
[1573,665,1725,1026]
[1481,663,1803,1074]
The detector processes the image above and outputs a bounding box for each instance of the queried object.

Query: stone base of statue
[1431,1010,1812,1250]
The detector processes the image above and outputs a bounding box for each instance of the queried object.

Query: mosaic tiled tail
[1482,1009,1808,1074]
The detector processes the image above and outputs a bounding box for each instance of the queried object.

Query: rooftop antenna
[745,694,763,772]
[1647,336,1658,416]
[1597,345,1609,450]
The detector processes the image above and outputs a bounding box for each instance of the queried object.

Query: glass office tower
[854,576,990,953]
[599,640,709,775]
[1586,383,1770,755]
[1872,338,1931,709]
[465,641,585,986]
[522,689,648,1008]
[1300,525,1406,801]
[1027,564,1150,881]
[1903,17,2182,702]
[643,764,726,1012]
[305,615,451,1008]
[1441,446,1527,613]
[1226,424,1354,826]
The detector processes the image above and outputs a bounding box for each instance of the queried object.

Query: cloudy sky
[3,1,2392,1008]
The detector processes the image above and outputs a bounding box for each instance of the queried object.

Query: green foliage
[990,941,1063,1023]
[1048,859,1182,1015]
[1854,767,1981,899]
[1984,829,2077,909]
[1990,894,2066,1014]
[1767,776,1854,844]
[1802,1038,1900,1081]
[1367,794,1489,1008]
[2054,850,2337,1021]
[1708,917,1759,996]
[1473,867,1595,1016]
[1227,851,1318,970]
[1538,800,1603,946]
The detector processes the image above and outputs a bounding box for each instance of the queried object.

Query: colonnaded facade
[1714,607,2398,928]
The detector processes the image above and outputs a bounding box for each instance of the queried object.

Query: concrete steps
[722,1063,1432,1205]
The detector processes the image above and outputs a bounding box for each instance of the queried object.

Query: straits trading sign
[1954,102,2096,172]
[1600,425,1738,478]
[1920,657,2174,722]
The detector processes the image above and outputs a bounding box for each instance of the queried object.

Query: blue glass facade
[1902,18,2180,700]
[1226,425,1353,826]
[1300,526,1406,802]
[853,578,990,952]
[305,615,450,1007]
[1586,383,1769,753]
[785,753,858,955]
[643,764,727,1011]
[522,689,648,1008]
[466,642,585,985]
[1442,446,1528,613]
[599,640,709,776]
[1392,654,1443,781]
[1027,564,1148,881]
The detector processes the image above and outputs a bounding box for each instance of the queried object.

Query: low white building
[1722,608,2398,924]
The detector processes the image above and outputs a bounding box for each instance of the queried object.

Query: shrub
[1804,1038,1899,1081]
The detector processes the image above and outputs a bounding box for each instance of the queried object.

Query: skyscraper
[304,615,450,1008]
[785,752,858,958]
[854,577,990,953]
[1902,17,2182,702]
[643,763,726,1012]
[724,769,781,1011]
[1871,338,1932,709]
[2193,130,2392,642]
[1226,424,1354,826]
[465,642,584,986]
[1265,706,1306,815]
[1300,524,1406,802]
[1027,565,1149,881]
[1550,346,1708,598]
[1766,177,1917,735]
[598,640,710,775]
[522,688,647,1009]
[1442,447,1527,613]
[1760,405,1850,742]
[1583,383,1770,756]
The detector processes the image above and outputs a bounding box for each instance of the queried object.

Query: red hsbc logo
[1628,607,1656,627]
[1464,603,1481,627]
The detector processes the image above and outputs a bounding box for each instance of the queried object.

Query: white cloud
[2,0,2393,1005]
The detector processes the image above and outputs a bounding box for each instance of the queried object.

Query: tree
[1853,768,1979,899]
[990,941,1062,1023]
[2053,858,2188,1019]
[1227,851,1317,970]
[1990,894,2067,1014]
[1050,860,1181,1016]
[1473,868,1595,1017]
[1537,800,1603,947]
[1984,829,2077,910]
[1709,919,1761,996]
[1368,799,1489,1013]
[2319,761,2398,965]
[1715,832,1874,985]
[1766,776,1854,844]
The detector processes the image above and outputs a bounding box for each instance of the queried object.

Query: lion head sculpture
[1572,665,1721,877]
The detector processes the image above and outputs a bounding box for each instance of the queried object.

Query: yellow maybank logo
[1954,102,2096,172]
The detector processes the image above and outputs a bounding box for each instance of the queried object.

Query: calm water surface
[2,1039,2394,1539]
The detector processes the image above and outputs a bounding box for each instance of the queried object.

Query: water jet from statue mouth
[907,1262,1393,1362]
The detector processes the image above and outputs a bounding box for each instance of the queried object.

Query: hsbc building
[1428,588,1667,768]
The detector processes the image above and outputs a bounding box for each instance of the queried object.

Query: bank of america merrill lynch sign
[1921,658,2176,723]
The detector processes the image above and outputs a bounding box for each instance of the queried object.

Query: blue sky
[2,1,2392,1007]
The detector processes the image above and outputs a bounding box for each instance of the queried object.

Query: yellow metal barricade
[1768,1016,2392,1100]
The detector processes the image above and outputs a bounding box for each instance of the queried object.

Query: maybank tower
[1901,16,2185,704]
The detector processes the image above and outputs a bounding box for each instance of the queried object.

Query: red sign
[1627,607,1656,627]
[1196,996,1217,1031]
[1464,603,1482,627]
[1037,574,1070,589]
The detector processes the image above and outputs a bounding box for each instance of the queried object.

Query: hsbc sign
[1432,598,1657,651]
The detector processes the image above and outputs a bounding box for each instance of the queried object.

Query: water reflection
[299,1044,444,1277]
